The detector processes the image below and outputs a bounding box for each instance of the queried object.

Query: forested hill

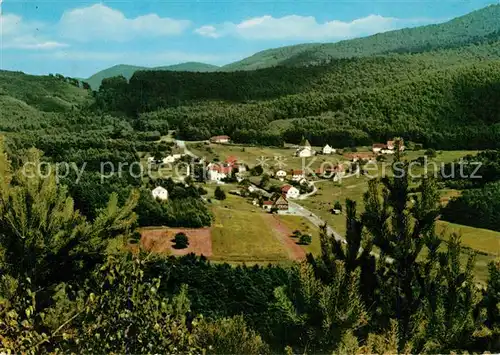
[0,70,91,115]
[85,62,220,90]
[222,4,500,70]
[92,37,500,150]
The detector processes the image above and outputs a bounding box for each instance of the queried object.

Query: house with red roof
[207,163,232,182]
[290,169,305,182]
[281,184,300,199]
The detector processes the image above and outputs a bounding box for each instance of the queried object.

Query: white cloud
[195,14,439,41]
[58,4,191,42]
[1,13,68,50]
[195,25,221,39]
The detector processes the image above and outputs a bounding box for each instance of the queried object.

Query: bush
[291,230,302,238]
[299,234,312,245]
[174,232,189,249]
[214,186,226,200]
[425,148,437,158]
[334,201,343,212]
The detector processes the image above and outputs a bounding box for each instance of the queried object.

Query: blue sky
[0,0,497,78]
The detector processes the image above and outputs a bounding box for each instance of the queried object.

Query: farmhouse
[274,169,287,181]
[152,186,169,201]
[281,185,300,199]
[372,139,405,154]
[210,135,231,144]
[295,138,314,158]
[207,163,232,182]
[162,155,176,164]
[372,143,386,154]
[262,200,274,211]
[290,169,305,182]
[322,144,335,155]
[345,153,375,162]
[316,165,345,180]
[273,195,289,211]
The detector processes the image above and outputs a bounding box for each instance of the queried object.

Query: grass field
[210,207,291,262]
[278,215,322,255]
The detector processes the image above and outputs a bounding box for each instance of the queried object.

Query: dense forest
[93,38,500,149]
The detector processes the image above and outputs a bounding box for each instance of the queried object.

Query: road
[288,200,345,243]
[175,140,198,158]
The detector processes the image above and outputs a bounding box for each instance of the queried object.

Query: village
[147,135,406,215]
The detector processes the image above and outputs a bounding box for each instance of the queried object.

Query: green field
[193,146,497,280]
[206,184,316,262]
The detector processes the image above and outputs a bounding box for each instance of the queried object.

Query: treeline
[131,60,500,149]
[2,147,499,353]
[95,40,500,114]
[439,150,500,231]
[442,181,500,232]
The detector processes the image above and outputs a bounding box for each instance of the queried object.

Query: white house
[210,135,231,144]
[207,164,231,182]
[162,155,176,164]
[152,186,169,201]
[295,138,314,158]
[275,170,287,181]
[322,144,335,155]
[281,185,300,199]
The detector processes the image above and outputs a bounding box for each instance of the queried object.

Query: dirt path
[262,214,306,261]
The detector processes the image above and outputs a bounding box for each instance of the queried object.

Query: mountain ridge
[85,62,220,90]
[85,3,500,84]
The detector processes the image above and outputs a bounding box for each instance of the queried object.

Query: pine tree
[0,140,139,289]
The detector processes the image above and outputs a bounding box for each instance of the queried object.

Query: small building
[290,170,305,182]
[281,185,300,199]
[295,138,314,158]
[210,135,231,144]
[372,143,386,154]
[322,144,335,155]
[262,200,274,211]
[162,155,176,164]
[275,170,287,181]
[273,195,289,211]
[207,164,232,182]
[344,153,375,162]
[152,186,169,201]
[387,139,405,151]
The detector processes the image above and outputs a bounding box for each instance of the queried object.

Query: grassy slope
[222,4,500,70]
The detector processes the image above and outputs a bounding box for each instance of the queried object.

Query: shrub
[291,230,302,238]
[334,201,343,212]
[214,186,226,200]
[174,232,189,249]
[299,234,312,245]
[425,148,437,158]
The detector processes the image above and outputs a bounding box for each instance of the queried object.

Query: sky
[0,0,498,78]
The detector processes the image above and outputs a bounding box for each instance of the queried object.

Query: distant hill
[85,62,220,90]
[0,70,91,113]
[222,4,500,70]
